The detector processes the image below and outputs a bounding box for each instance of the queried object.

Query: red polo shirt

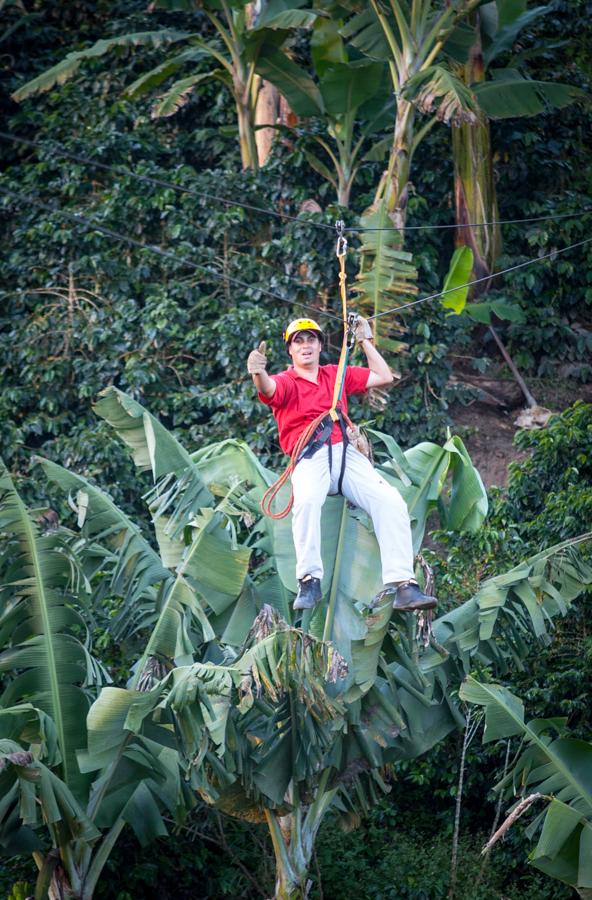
[258,364,370,456]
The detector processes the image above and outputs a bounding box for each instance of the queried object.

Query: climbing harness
[260,220,359,520]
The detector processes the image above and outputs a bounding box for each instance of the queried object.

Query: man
[247,317,437,612]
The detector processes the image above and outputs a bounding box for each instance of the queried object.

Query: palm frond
[0,463,108,799]
[11,30,190,101]
[402,65,480,125]
[351,200,418,350]
[460,677,592,892]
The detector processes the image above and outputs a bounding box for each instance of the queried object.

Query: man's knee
[381,485,411,521]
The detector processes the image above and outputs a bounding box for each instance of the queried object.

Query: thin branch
[475,740,511,889]
[481,793,547,855]
[489,325,538,408]
[449,707,482,899]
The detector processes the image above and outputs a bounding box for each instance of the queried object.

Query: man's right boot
[294,575,322,610]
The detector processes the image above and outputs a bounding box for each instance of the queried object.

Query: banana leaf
[0,463,107,800]
[351,200,418,350]
[441,246,474,314]
[474,69,585,118]
[460,676,592,892]
[12,30,191,101]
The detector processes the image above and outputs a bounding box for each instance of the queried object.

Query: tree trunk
[236,90,259,171]
[337,173,352,208]
[254,77,279,167]
[452,15,501,291]
[375,97,416,229]
[265,810,313,900]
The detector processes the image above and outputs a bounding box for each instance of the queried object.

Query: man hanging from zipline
[247,316,437,613]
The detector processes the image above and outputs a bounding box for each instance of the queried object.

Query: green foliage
[312,810,547,900]
[2,1,592,896]
[462,678,592,894]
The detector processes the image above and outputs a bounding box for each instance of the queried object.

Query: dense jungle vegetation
[1,2,591,899]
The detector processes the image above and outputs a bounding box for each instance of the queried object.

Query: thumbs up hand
[247,341,268,375]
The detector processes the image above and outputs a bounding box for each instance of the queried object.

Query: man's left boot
[294,575,322,610]
[383,580,437,612]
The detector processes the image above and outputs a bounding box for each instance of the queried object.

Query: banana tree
[461,676,592,899]
[341,0,484,225]
[0,469,165,894]
[4,387,592,898]
[0,390,256,900]
[11,0,321,171]
[251,11,394,206]
[444,2,585,284]
[62,392,592,897]
[329,1,483,349]
[110,525,592,900]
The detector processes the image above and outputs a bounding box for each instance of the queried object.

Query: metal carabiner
[346,311,357,349]
[335,219,347,258]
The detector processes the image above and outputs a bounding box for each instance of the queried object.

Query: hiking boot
[384,580,437,612]
[294,575,322,610]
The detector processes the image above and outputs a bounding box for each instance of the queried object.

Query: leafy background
[1,0,591,897]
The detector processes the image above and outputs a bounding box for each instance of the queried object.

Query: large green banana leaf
[351,200,418,351]
[94,389,230,550]
[0,463,107,800]
[11,31,191,101]
[22,394,592,880]
[77,686,195,845]
[244,430,488,697]
[474,69,585,118]
[36,458,171,640]
[101,523,592,834]
[92,389,252,660]
[460,676,592,893]
[0,705,99,857]
[354,535,591,763]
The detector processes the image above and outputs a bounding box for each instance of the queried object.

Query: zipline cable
[2,183,590,327]
[0,184,343,323]
[353,208,592,232]
[1,129,589,233]
[0,130,335,232]
[369,235,592,320]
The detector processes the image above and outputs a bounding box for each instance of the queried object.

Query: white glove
[354,316,373,344]
[247,341,267,375]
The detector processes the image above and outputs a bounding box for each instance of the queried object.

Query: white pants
[291,443,415,585]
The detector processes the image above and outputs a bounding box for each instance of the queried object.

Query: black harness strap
[298,409,349,495]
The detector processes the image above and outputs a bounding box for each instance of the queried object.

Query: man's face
[288,330,321,367]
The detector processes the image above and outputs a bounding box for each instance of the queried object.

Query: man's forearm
[252,370,276,398]
[361,339,394,387]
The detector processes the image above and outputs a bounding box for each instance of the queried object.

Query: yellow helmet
[284,317,324,345]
